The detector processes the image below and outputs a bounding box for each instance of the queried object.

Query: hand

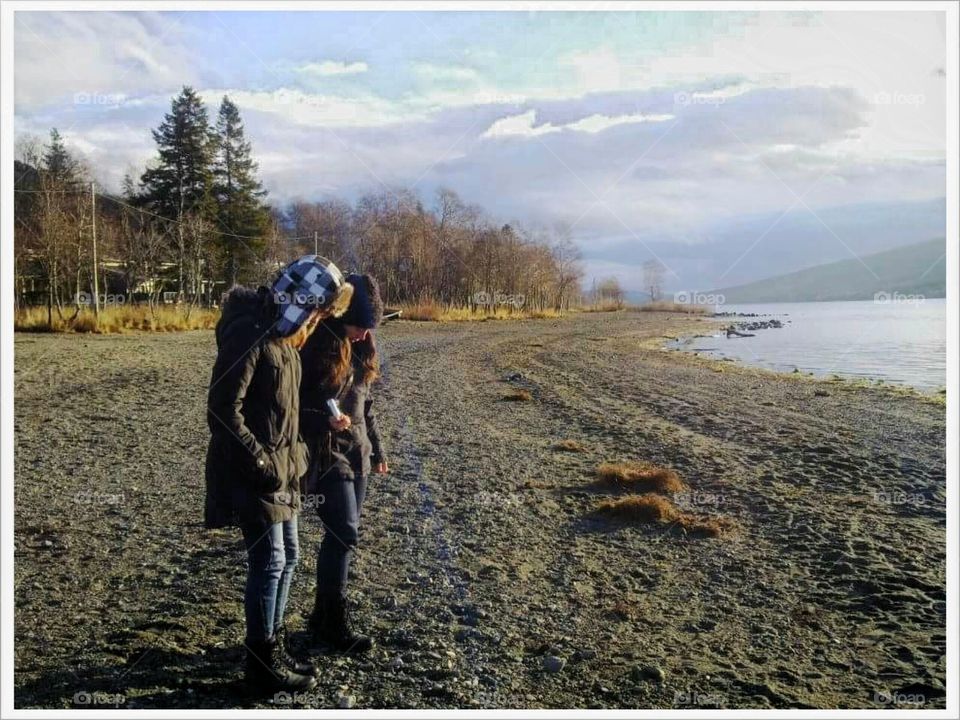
[374,461,389,475]
[254,452,281,491]
[330,415,351,431]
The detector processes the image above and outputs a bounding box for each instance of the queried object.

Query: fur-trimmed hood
[216,286,274,348]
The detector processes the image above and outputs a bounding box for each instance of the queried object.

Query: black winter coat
[204,287,309,529]
[300,328,386,484]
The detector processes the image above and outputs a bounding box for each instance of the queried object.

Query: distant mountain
[582,197,946,292]
[709,238,946,303]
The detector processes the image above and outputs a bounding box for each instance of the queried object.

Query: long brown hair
[353,331,380,385]
[302,318,380,394]
[278,313,318,350]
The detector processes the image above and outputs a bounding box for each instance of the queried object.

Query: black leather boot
[310,594,373,653]
[245,637,318,693]
[275,626,319,677]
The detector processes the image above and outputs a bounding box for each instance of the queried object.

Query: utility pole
[91,182,100,318]
[314,230,318,256]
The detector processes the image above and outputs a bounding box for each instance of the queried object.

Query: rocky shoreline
[14,311,946,709]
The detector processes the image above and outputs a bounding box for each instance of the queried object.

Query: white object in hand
[326,399,343,419]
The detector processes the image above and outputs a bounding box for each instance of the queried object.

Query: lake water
[673,299,947,391]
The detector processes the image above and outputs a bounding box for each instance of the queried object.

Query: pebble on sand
[543,656,566,673]
[634,664,666,682]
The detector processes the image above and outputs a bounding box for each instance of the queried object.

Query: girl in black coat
[205,256,352,692]
[300,273,387,653]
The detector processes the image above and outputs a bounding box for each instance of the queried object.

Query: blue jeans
[241,516,300,642]
[316,474,367,597]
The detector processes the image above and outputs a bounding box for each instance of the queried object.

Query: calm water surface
[674,299,946,391]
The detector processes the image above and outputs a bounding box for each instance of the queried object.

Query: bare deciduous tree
[642,259,665,302]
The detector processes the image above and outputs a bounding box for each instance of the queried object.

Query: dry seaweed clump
[596,494,736,538]
[596,461,686,494]
[503,389,533,402]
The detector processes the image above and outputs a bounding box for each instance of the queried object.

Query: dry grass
[502,389,533,402]
[581,302,625,313]
[397,300,561,322]
[527,309,563,320]
[553,439,588,453]
[635,301,712,315]
[595,461,686,494]
[397,301,445,321]
[14,305,220,334]
[595,493,736,538]
[597,493,680,523]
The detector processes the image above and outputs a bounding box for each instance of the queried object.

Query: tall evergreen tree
[212,96,270,285]
[140,87,216,300]
[43,128,80,184]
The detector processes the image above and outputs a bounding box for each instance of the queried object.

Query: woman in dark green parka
[205,255,352,694]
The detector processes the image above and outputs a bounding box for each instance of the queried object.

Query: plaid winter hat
[270,255,347,337]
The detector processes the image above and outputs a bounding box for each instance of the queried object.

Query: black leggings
[315,472,368,597]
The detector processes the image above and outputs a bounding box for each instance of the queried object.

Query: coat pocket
[255,450,284,494]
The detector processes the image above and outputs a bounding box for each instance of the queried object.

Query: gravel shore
[14,311,946,709]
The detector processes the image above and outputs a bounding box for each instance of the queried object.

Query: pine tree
[140,87,216,300]
[43,128,79,184]
[213,96,270,286]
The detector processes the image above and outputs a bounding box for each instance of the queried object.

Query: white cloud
[198,88,411,128]
[564,112,674,133]
[14,12,197,110]
[481,110,559,139]
[637,12,945,161]
[296,60,368,77]
[481,109,674,139]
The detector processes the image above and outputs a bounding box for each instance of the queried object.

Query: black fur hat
[340,273,384,329]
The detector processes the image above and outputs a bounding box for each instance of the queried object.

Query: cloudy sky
[14,9,947,290]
